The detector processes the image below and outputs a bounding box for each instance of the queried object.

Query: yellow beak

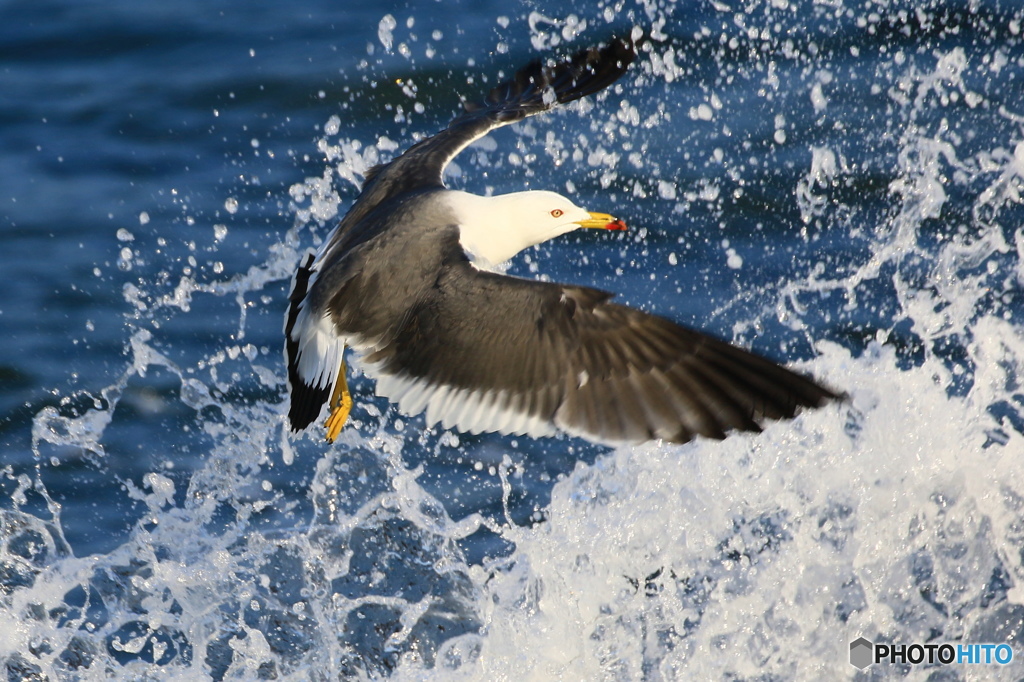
[575,212,628,231]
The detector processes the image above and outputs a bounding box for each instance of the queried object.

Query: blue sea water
[3,0,1024,678]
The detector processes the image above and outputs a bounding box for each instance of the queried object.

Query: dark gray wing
[363,256,838,445]
[322,37,636,255]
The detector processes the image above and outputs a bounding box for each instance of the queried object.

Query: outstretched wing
[362,256,838,445]
[374,36,634,194]
[321,37,636,256]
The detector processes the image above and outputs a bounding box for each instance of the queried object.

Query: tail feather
[285,252,330,431]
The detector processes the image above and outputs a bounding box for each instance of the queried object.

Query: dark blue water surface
[4,0,1024,679]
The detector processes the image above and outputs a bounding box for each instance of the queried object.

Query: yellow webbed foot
[324,358,352,443]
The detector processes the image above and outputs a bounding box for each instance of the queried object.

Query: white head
[446,190,626,268]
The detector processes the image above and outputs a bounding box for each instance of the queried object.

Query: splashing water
[4,1,1024,680]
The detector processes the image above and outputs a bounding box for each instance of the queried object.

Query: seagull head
[450,189,626,268]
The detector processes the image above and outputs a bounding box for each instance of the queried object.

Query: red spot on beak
[606,218,627,231]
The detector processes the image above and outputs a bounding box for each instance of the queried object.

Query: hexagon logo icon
[849,637,874,669]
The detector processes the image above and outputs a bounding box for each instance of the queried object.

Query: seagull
[285,37,837,445]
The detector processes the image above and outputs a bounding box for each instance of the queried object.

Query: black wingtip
[542,36,638,107]
[461,35,637,121]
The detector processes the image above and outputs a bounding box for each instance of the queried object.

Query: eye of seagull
[550,209,564,218]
